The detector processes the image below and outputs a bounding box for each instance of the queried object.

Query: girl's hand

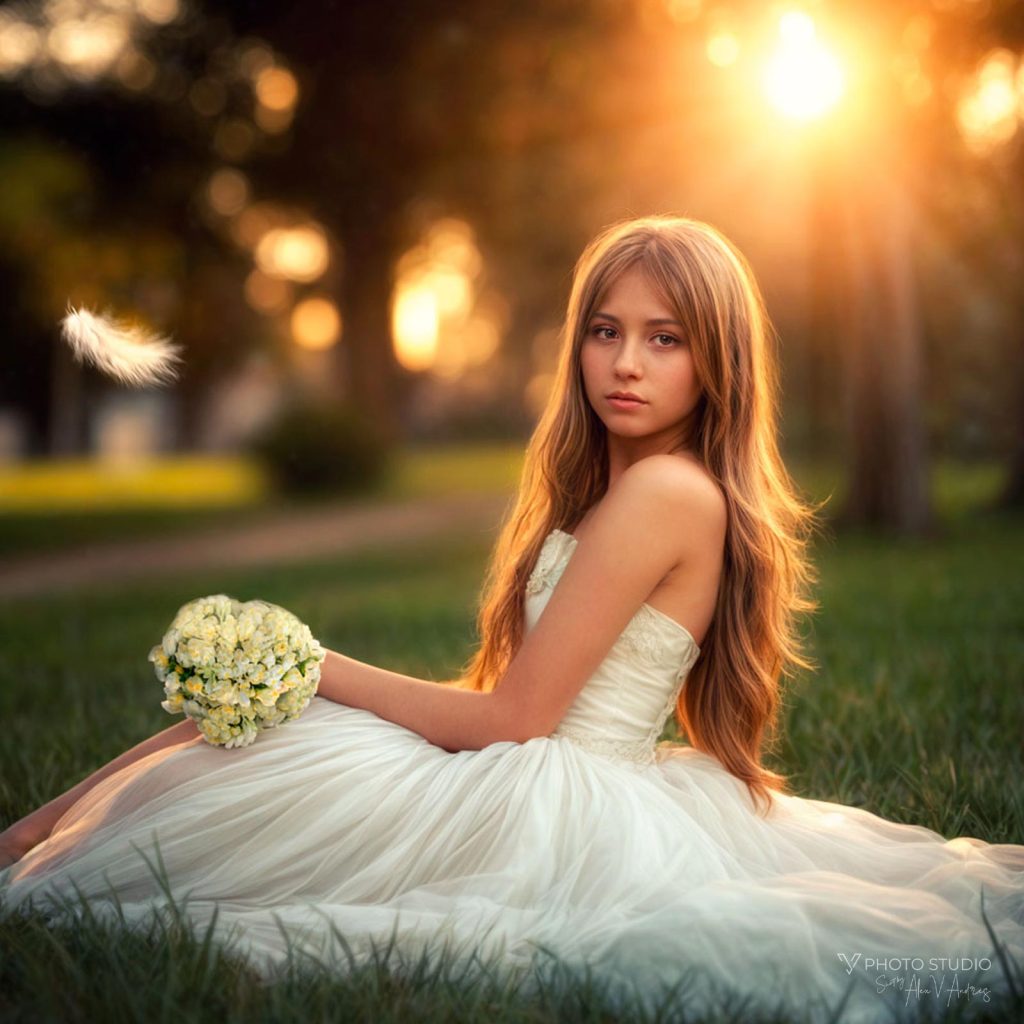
[0,826,34,869]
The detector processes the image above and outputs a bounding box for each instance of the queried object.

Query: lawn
[0,456,1021,1021]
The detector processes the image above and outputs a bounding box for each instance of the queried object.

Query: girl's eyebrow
[591,311,684,327]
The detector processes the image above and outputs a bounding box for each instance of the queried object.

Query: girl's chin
[605,424,661,439]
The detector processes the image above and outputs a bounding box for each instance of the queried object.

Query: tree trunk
[48,338,87,457]
[337,216,410,447]
[805,153,845,458]
[998,335,1024,507]
[835,173,935,536]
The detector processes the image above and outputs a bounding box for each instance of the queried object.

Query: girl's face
[580,265,702,454]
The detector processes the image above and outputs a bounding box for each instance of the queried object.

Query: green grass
[0,461,1022,1021]
[0,532,489,818]
[773,510,1024,841]
[0,899,821,1024]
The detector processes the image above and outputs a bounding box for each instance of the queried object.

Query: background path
[0,491,512,600]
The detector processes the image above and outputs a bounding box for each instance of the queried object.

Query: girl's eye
[589,326,683,347]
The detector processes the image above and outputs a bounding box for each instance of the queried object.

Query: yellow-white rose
[161,693,185,713]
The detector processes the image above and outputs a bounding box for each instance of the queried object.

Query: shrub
[246,401,391,498]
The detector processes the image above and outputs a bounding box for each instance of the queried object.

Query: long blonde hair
[453,214,825,816]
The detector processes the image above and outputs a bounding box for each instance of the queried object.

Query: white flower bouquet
[148,594,326,748]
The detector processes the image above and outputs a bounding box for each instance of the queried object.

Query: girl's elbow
[485,695,555,746]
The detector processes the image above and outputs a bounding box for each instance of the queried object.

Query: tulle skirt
[2,695,1022,1022]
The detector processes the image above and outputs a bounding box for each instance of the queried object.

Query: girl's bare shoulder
[625,453,727,538]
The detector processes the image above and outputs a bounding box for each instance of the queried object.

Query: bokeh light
[391,218,499,377]
[392,285,440,372]
[424,218,483,279]
[114,47,155,90]
[706,32,739,69]
[956,48,1020,155]
[422,267,472,318]
[432,316,502,380]
[0,15,42,78]
[291,296,342,350]
[230,203,283,249]
[255,66,298,111]
[253,65,298,133]
[243,269,292,315]
[665,0,702,25]
[45,13,130,81]
[136,0,181,27]
[237,40,275,79]
[205,168,249,217]
[254,223,330,283]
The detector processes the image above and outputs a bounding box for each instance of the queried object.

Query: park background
[1,1,1022,1020]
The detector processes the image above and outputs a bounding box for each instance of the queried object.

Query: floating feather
[60,304,184,387]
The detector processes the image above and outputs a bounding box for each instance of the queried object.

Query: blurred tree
[0,89,266,454]
[908,0,1024,512]
[1,0,1022,537]
[0,139,92,455]
[754,0,1024,532]
[238,0,626,443]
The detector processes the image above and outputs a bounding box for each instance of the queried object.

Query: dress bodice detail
[525,529,701,766]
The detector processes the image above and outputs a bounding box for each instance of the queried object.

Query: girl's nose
[612,338,642,375]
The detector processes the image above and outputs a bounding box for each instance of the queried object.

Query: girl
[2,215,1022,1022]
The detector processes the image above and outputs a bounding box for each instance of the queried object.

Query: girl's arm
[316,649,506,752]
[316,456,713,756]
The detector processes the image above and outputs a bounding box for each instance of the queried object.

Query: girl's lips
[607,396,646,410]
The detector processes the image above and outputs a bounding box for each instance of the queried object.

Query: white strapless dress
[2,529,1022,1022]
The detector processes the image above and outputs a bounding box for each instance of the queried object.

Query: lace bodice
[525,529,701,767]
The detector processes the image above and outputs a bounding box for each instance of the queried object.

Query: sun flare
[761,11,845,121]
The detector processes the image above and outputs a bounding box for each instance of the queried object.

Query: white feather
[60,305,184,387]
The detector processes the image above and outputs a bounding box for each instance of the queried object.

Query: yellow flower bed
[0,455,269,511]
